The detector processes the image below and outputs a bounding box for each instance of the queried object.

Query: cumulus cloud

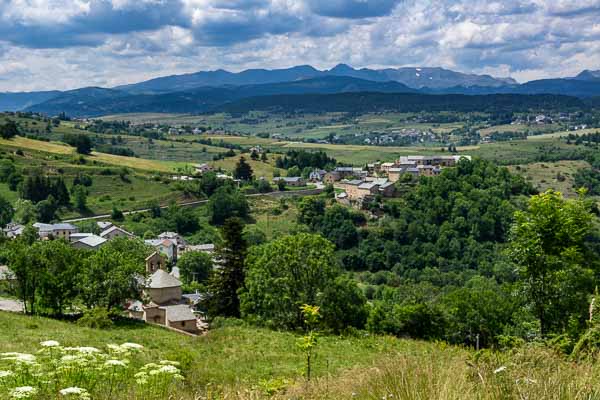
[0,0,599,90]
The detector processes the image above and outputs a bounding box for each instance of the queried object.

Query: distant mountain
[0,91,61,112]
[25,87,128,117]
[326,64,517,89]
[27,76,417,117]
[116,64,517,94]
[573,70,600,82]
[115,65,323,94]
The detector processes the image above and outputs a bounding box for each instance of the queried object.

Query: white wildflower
[158,365,180,374]
[10,386,37,399]
[104,359,127,368]
[159,360,180,366]
[2,353,37,364]
[64,347,100,354]
[59,387,91,399]
[494,366,507,374]
[120,343,143,351]
[0,370,14,379]
[40,340,60,348]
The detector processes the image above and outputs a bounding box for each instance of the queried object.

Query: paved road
[0,298,23,313]
[63,187,323,223]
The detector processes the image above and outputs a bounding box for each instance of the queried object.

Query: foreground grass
[3,312,600,399]
[0,312,406,398]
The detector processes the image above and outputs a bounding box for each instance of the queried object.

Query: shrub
[77,307,114,329]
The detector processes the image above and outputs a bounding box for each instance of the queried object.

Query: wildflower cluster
[0,340,184,399]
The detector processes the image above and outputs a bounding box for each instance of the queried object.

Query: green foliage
[207,186,249,225]
[78,237,149,310]
[297,304,320,381]
[205,218,248,318]
[77,306,114,329]
[240,233,339,329]
[63,133,93,154]
[0,194,14,227]
[177,251,213,284]
[318,275,368,333]
[6,239,81,315]
[233,156,253,181]
[0,119,19,139]
[509,189,597,336]
[72,185,88,211]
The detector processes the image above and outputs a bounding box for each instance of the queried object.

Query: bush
[77,307,114,329]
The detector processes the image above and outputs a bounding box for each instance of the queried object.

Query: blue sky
[0,0,599,91]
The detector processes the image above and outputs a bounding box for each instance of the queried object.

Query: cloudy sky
[1,0,599,91]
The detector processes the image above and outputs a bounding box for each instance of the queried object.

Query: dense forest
[215,93,588,115]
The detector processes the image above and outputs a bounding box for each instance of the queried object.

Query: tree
[0,195,14,227]
[13,199,36,224]
[79,238,149,310]
[318,275,368,332]
[205,217,248,318]
[207,186,249,225]
[260,152,268,163]
[287,166,301,177]
[111,206,124,221]
[297,305,320,381]
[240,233,339,329]
[508,189,597,336]
[0,120,19,139]
[36,195,58,223]
[177,251,213,284]
[233,156,253,181]
[63,134,92,154]
[35,240,81,316]
[72,185,87,211]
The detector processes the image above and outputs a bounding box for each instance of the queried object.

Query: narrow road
[63,187,323,223]
[0,298,24,313]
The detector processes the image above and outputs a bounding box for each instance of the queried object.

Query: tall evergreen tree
[233,156,253,181]
[205,217,248,318]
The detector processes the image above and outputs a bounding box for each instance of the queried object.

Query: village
[0,153,470,336]
[2,220,213,335]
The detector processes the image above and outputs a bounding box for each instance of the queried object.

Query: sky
[0,0,599,91]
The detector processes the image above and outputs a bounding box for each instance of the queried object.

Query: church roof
[147,269,181,289]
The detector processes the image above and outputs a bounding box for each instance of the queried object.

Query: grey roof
[380,182,395,189]
[51,223,78,231]
[158,232,179,238]
[100,226,133,238]
[161,304,196,322]
[34,222,77,232]
[335,167,354,172]
[388,168,404,173]
[182,293,205,304]
[128,300,144,312]
[186,244,215,253]
[358,182,379,190]
[75,235,107,248]
[97,221,113,230]
[147,269,181,289]
[346,179,363,186]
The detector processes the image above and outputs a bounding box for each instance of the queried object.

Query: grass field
[0,136,183,173]
[0,311,412,399]
[508,160,590,198]
[212,153,280,179]
[2,311,600,399]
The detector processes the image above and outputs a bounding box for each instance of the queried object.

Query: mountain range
[0,64,598,117]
